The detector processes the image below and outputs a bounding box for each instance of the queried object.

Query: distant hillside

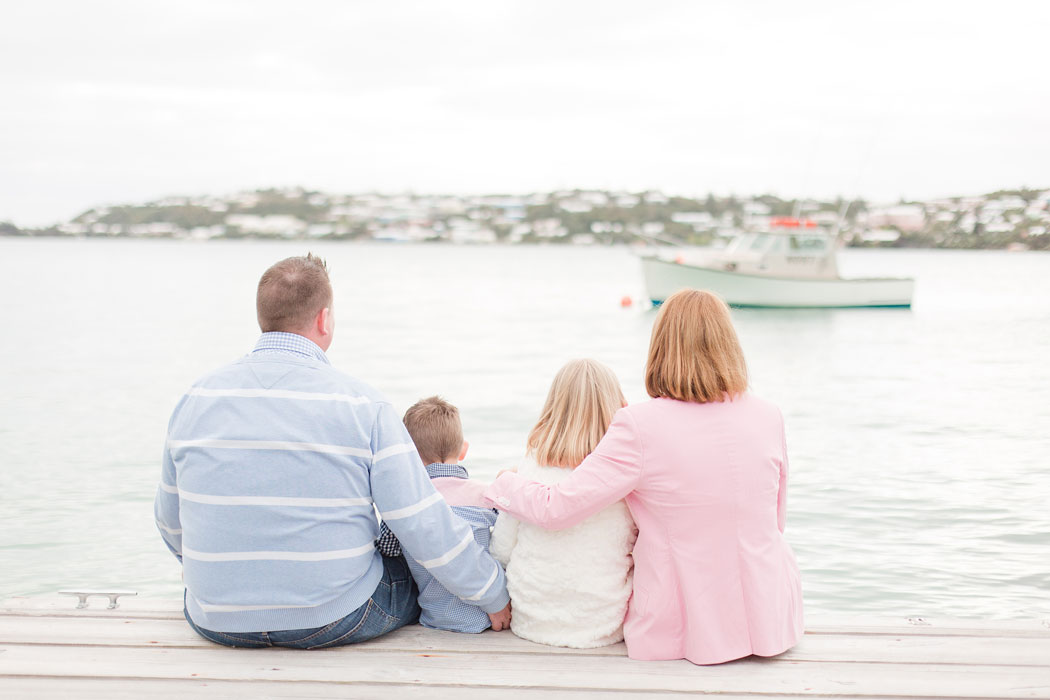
[5,186,1049,250]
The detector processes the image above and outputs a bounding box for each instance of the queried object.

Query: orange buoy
[620,295,633,308]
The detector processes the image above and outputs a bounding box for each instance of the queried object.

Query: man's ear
[458,440,469,462]
[317,307,332,337]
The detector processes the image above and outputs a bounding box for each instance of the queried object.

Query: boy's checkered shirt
[376,463,475,556]
[379,462,501,633]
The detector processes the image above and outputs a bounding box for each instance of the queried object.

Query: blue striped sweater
[154,332,509,633]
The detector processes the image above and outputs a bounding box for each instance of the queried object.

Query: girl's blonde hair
[528,359,626,469]
[645,289,748,403]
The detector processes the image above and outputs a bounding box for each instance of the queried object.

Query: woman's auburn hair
[645,289,748,403]
[528,358,626,469]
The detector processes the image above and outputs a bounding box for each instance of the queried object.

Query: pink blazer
[483,394,803,665]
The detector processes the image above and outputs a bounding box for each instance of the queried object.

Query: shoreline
[2,232,1049,253]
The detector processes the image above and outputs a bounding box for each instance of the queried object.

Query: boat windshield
[724,232,831,256]
[724,234,753,253]
[788,235,829,253]
[749,234,771,251]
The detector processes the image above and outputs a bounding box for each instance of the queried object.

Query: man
[154,254,511,648]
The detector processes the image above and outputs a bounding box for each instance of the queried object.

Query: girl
[489,359,636,649]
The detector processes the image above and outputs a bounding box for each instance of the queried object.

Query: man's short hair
[403,396,464,466]
[257,253,332,333]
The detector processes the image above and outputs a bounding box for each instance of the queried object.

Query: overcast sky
[2,1,1048,226]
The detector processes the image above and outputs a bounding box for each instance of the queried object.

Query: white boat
[641,218,914,308]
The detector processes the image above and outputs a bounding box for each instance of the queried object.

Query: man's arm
[369,404,509,615]
[155,441,183,562]
[155,396,189,562]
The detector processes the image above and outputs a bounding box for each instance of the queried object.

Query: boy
[380,396,510,633]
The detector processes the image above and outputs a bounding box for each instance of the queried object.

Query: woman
[483,289,803,665]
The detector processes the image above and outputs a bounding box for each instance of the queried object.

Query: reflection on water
[0,239,1047,621]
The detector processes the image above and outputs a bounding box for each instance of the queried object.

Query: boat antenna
[831,199,852,240]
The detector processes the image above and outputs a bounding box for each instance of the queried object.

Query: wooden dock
[2,596,1048,698]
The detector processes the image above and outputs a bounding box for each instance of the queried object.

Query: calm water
[1,238,1047,621]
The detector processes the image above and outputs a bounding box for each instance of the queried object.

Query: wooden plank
[0,596,184,612]
[0,597,183,620]
[805,614,1050,634]
[0,617,623,656]
[7,598,1049,638]
[0,616,207,648]
[806,620,1050,640]
[2,644,1049,698]
[783,633,1050,666]
[3,597,1048,699]
[4,615,1050,667]
[0,677,786,700]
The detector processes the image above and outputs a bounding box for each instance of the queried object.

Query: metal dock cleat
[59,589,138,609]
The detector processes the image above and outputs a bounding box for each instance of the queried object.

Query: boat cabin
[713,220,840,279]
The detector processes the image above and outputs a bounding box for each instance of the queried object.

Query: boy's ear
[458,440,469,462]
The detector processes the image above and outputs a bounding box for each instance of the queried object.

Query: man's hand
[488,602,512,631]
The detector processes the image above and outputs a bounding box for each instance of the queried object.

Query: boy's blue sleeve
[452,505,499,551]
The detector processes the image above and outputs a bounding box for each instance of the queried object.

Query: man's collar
[425,463,468,479]
[251,332,330,364]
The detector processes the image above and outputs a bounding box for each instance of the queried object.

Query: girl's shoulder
[520,455,575,485]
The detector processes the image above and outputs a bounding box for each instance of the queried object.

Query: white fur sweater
[489,457,637,648]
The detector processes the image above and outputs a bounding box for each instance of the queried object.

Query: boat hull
[641,256,914,308]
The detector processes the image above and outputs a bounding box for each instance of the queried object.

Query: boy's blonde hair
[528,359,626,469]
[403,396,464,465]
[645,289,748,403]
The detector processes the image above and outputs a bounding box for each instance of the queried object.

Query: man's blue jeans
[184,555,421,649]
